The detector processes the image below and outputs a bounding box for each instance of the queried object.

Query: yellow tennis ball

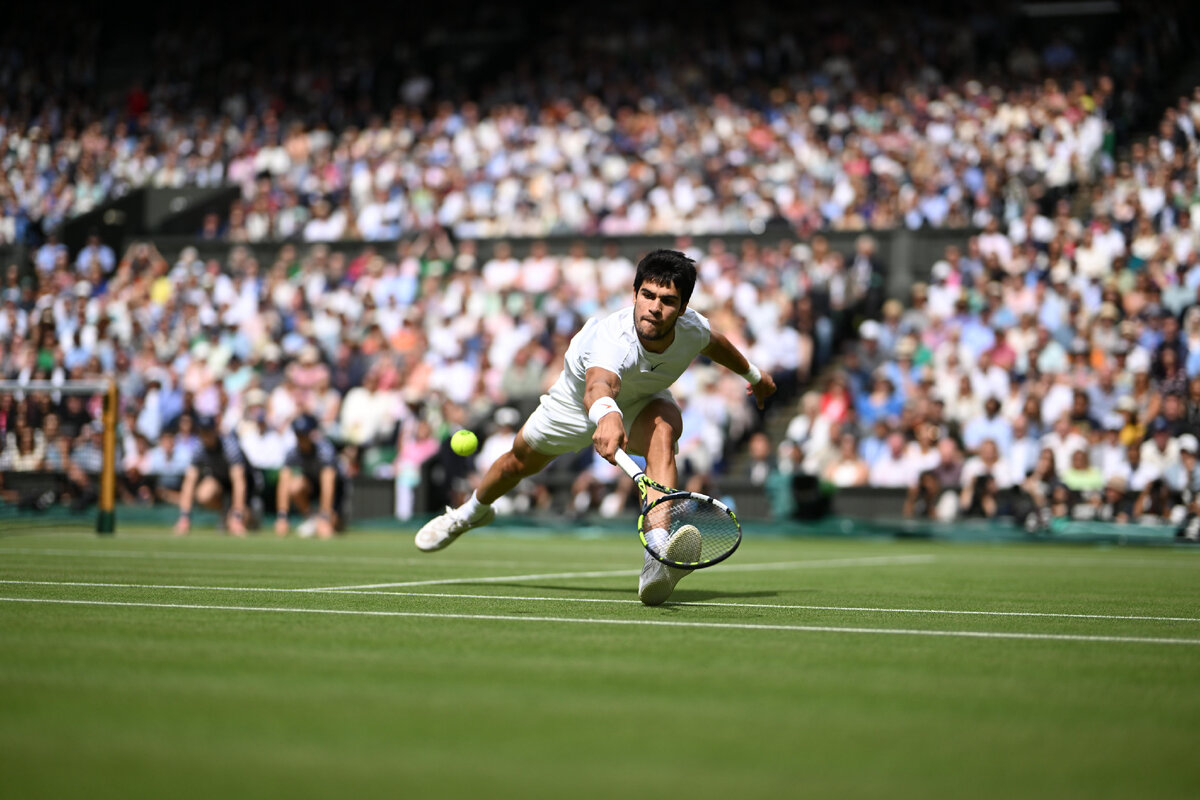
[451,430,478,456]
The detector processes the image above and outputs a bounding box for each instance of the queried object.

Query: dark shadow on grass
[445,583,782,602]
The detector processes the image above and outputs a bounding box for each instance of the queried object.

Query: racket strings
[644,495,740,564]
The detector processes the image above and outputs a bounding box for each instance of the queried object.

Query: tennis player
[416,249,776,604]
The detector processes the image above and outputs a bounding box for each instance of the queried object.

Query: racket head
[638,491,742,569]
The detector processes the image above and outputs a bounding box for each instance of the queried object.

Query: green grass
[1,527,1199,800]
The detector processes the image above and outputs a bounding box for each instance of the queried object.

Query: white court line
[0,547,590,569]
[305,554,937,591]
[3,578,1195,624]
[2,596,1198,646]
[333,590,1200,624]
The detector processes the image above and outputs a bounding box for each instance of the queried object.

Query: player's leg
[625,398,682,491]
[415,430,556,551]
[626,398,697,606]
[416,396,583,552]
[476,431,557,504]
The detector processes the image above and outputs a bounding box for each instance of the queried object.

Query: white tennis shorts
[520,389,677,456]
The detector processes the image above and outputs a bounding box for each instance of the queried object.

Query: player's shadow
[488,582,643,595]
[485,583,781,602]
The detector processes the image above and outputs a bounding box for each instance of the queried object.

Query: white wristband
[588,397,622,425]
[740,362,762,385]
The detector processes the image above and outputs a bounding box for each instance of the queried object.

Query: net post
[97,379,118,535]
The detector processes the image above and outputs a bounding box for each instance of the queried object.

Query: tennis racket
[613,449,741,569]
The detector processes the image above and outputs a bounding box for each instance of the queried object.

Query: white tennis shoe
[638,524,701,606]
[415,505,496,552]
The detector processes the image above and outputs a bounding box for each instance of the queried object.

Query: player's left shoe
[638,525,701,606]
[415,505,496,552]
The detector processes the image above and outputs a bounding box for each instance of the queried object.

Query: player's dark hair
[633,249,697,307]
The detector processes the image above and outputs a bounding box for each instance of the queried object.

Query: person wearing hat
[174,414,254,537]
[1140,416,1181,476]
[275,414,344,539]
[1095,475,1133,524]
[855,320,885,377]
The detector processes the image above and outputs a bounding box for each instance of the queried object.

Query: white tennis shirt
[548,305,712,410]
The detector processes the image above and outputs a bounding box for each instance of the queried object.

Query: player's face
[634,280,684,342]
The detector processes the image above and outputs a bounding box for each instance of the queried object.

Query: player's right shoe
[415,505,496,552]
[638,524,701,606]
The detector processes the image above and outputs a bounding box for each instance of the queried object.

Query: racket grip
[613,449,643,480]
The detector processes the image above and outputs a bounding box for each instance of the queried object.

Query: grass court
[2,527,1198,799]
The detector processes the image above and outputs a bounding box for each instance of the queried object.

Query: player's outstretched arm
[584,366,625,462]
[701,331,777,409]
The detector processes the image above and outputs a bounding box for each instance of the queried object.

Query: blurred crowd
[782,190,1200,531]
[0,227,866,518]
[3,3,1200,533]
[2,4,1195,242]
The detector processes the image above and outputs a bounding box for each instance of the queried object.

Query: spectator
[74,234,115,275]
[1140,416,1181,474]
[868,432,911,488]
[1017,448,1058,530]
[238,391,291,472]
[1042,415,1090,473]
[1096,476,1135,524]
[146,431,191,506]
[962,396,1013,456]
[959,439,1013,518]
[394,418,439,521]
[1062,449,1106,495]
[822,432,870,488]
[118,433,155,505]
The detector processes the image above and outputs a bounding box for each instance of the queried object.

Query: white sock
[457,491,490,522]
[644,527,669,551]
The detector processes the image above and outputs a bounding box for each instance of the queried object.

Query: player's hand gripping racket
[613,449,741,569]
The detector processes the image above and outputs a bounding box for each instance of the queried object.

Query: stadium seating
[1,2,1199,529]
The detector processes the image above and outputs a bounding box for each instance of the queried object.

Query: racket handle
[613,449,644,480]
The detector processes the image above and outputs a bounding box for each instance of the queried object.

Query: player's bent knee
[503,451,541,479]
[635,399,683,444]
[653,415,682,442]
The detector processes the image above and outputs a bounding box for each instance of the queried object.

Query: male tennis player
[416,249,776,604]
